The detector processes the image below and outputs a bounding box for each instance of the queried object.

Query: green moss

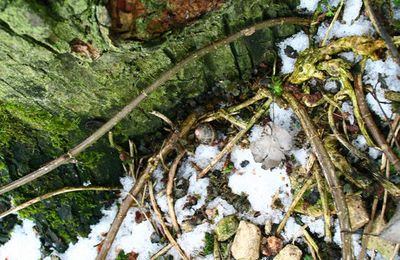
[2,101,79,150]
[203,232,214,255]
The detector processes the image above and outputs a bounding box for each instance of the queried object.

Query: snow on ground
[60,204,162,260]
[0,219,42,260]
[363,57,400,119]
[277,31,310,74]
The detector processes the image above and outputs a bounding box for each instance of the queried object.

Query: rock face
[274,244,302,260]
[231,221,261,260]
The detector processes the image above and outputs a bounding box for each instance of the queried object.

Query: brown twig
[166,150,186,234]
[282,91,353,259]
[96,113,197,260]
[354,61,400,173]
[198,98,273,178]
[148,180,188,260]
[0,17,310,196]
[0,186,119,219]
[276,154,316,235]
[363,0,400,64]
[358,196,379,259]
[151,244,173,260]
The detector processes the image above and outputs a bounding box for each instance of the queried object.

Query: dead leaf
[250,123,293,170]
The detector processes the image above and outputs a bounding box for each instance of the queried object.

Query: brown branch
[363,0,400,64]
[166,150,186,234]
[148,180,188,260]
[0,17,310,196]
[96,113,197,260]
[354,62,400,173]
[0,186,119,219]
[282,91,353,259]
[198,98,273,178]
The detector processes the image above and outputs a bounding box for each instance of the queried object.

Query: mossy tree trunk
[0,0,299,253]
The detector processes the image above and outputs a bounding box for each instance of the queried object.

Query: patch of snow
[206,197,237,224]
[153,167,166,193]
[297,0,319,13]
[248,125,264,142]
[342,0,363,24]
[277,31,310,74]
[228,146,292,221]
[324,79,339,93]
[120,176,134,194]
[315,15,374,43]
[282,217,302,242]
[189,144,224,170]
[352,135,368,151]
[60,204,162,260]
[301,216,325,238]
[363,57,400,119]
[156,194,169,214]
[291,148,310,166]
[0,219,42,260]
[270,103,301,136]
[169,223,211,259]
[368,147,382,159]
[175,167,209,223]
[342,101,355,125]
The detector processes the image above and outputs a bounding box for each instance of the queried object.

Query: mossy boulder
[0,0,301,253]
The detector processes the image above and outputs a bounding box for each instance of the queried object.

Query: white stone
[231,221,261,260]
[274,244,302,260]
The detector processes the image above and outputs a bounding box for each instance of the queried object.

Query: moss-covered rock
[215,215,239,241]
[0,0,301,252]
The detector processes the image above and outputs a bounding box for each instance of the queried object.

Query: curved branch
[0,186,119,219]
[354,61,400,173]
[0,17,310,196]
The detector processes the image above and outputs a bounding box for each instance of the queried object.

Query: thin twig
[0,17,310,196]
[148,180,188,260]
[354,61,400,172]
[0,186,119,219]
[283,91,353,259]
[166,150,186,234]
[151,244,173,260]
[96,113,197,260]
[312,162,332,242]
[276,154,316,235]
[363,0,400,64]
[358,196,379,260]
[198,98,273,178]
[321,0,344,46]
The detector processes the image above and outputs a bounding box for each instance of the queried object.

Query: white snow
[342,101,355,125]
[342,0,363,24]
[60,204,162,260]
[301,216,325,238]
[228,145,292,220]
[206,197,237,223]
[277,31,310,74]
[169,223,211,259]
[0,219,42,260]
[291,148,310,167]
[282,217,302,242]
[363,57,400,119]
[297,0,319,13]
[324,79,339,93]
[270,103,301,136]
